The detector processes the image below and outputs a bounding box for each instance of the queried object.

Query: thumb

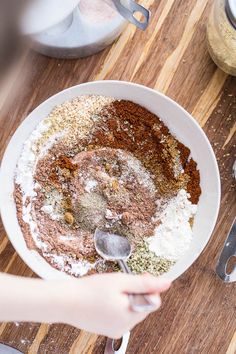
[120,274,171,294]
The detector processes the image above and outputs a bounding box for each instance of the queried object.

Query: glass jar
[207,0,236,76]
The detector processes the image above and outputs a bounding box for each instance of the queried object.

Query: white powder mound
[84,179,98,193]
[15,121,48,198]
[16,123,63,199]
[147,189,197,261]
[47,253,95,277]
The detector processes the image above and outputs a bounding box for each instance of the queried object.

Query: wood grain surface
[0,0,236,353]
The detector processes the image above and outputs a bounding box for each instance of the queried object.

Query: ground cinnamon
[88,100,201,203]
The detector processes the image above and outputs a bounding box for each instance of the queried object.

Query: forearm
[0,273,71,324]
[0,272,171,338]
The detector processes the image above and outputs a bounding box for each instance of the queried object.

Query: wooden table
[0,0,235,353]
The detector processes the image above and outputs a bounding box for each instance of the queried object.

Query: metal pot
[21,0,150,58]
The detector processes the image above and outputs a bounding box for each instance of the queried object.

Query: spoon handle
[118,260,157,312]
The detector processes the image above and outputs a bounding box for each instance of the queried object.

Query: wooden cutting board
[0,0,235,353]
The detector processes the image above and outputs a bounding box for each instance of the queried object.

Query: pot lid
[21,0,81,35]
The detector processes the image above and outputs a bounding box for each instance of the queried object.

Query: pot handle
[112,0,150,30]
[216,218,236,283]
[104,332,130,354]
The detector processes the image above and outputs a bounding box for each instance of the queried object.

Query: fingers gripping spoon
[94,229,157,312]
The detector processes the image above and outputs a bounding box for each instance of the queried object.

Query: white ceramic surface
[21,0,81,35]
[0,81,221,281]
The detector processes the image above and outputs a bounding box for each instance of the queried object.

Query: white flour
[147,189,197,260]
[84,179,98,192]
[47,253,95,277]
[16,123,64,198]
[15,121,48,198]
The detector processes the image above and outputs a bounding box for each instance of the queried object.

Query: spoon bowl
[94,228,157,313]
[94,229,131,261]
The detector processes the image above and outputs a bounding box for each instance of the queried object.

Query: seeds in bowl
[14,95,201,277]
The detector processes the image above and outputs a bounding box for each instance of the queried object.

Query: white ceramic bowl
[0,81,221,280]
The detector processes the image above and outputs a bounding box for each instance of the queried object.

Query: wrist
[49,279,82,326]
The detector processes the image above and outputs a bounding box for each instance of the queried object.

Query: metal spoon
[94,229,157,312]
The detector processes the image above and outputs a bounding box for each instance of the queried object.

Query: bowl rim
[0,80,221,280]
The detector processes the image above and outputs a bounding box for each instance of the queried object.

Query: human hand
[63,273,171,338]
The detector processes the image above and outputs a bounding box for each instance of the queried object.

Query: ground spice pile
[88,100,201,203]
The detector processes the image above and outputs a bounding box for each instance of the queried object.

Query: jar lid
[225,0,236,29]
